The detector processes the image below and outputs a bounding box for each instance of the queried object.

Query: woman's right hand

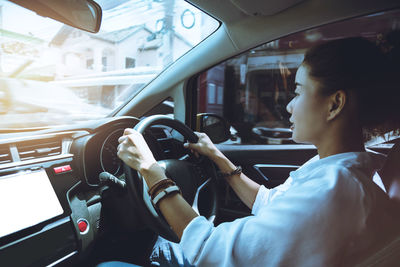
[183,132,221,160]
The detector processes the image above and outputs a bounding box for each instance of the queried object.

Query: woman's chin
[292,135,313,145]
[291,133,304,144]
[291,132,298,143]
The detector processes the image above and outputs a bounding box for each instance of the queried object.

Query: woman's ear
[327,90,346,121]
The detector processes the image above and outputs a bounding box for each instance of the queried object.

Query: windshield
[0,0,218,129]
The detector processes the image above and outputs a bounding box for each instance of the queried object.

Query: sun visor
[230,0,305,16]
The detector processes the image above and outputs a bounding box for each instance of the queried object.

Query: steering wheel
[124,115,218,242]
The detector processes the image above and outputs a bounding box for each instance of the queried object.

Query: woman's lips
[290,125,294,131]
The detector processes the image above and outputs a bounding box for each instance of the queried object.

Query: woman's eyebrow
[295,82,303,87]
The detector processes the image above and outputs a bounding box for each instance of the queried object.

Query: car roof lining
[230,0,305,16]
[188,0,306,22]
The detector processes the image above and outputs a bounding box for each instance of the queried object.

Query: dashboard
[0,116,185,266]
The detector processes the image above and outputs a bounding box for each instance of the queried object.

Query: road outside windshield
[0,0,218,129]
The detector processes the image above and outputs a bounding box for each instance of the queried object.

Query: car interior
[1,0,400,266]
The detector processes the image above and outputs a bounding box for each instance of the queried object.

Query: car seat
[354,141,400,267]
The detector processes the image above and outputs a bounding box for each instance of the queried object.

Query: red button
[77,220,88,233]
[54,165,72,174]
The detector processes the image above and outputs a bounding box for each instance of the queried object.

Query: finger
[117,145,124,157]
[118,135,128,144]
[193,132,202,139]
[126,133,140,146]
[184,142,193,149]
[123,128,135,135]
[117,142,128,154]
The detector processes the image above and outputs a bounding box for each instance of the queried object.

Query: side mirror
[10,0,102,33]
[196,113,231,143]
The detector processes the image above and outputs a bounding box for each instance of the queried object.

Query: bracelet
[218,166,242,177]
[152,185,181,207]
[148,178,176,198]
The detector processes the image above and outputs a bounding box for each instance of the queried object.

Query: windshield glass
[0,0,218,129]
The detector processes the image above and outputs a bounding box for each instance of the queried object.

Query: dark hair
[302,37,400,138]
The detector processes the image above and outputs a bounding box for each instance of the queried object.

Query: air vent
[0,148,12,164]
[17,138,62,161]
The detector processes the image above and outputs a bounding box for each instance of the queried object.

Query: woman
[116,37,399,266]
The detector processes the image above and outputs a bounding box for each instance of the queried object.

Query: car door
[186,9,400,224]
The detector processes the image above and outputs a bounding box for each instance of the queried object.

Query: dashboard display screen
[0,170,64,238]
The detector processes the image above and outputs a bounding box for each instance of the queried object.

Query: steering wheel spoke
[192,178,216,222]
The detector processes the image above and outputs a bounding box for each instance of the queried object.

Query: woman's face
[286,65,330,144]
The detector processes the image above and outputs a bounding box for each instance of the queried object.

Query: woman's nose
[286,99,294,114]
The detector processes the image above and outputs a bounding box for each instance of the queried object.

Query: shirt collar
[290,151,386,181]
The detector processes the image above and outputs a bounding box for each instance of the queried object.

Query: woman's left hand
[117,128,157,174]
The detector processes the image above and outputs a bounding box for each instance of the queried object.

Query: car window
[193,9,400,144]
[0,0,218,129]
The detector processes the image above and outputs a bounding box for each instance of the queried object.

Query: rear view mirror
[196,113,231,143]
[10,0,102,33]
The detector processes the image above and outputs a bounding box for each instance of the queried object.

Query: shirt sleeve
[251,185,269,215]
[252,176,295,215]
[179,165,368,267]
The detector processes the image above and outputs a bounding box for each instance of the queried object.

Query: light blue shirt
[180,151,392,266]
